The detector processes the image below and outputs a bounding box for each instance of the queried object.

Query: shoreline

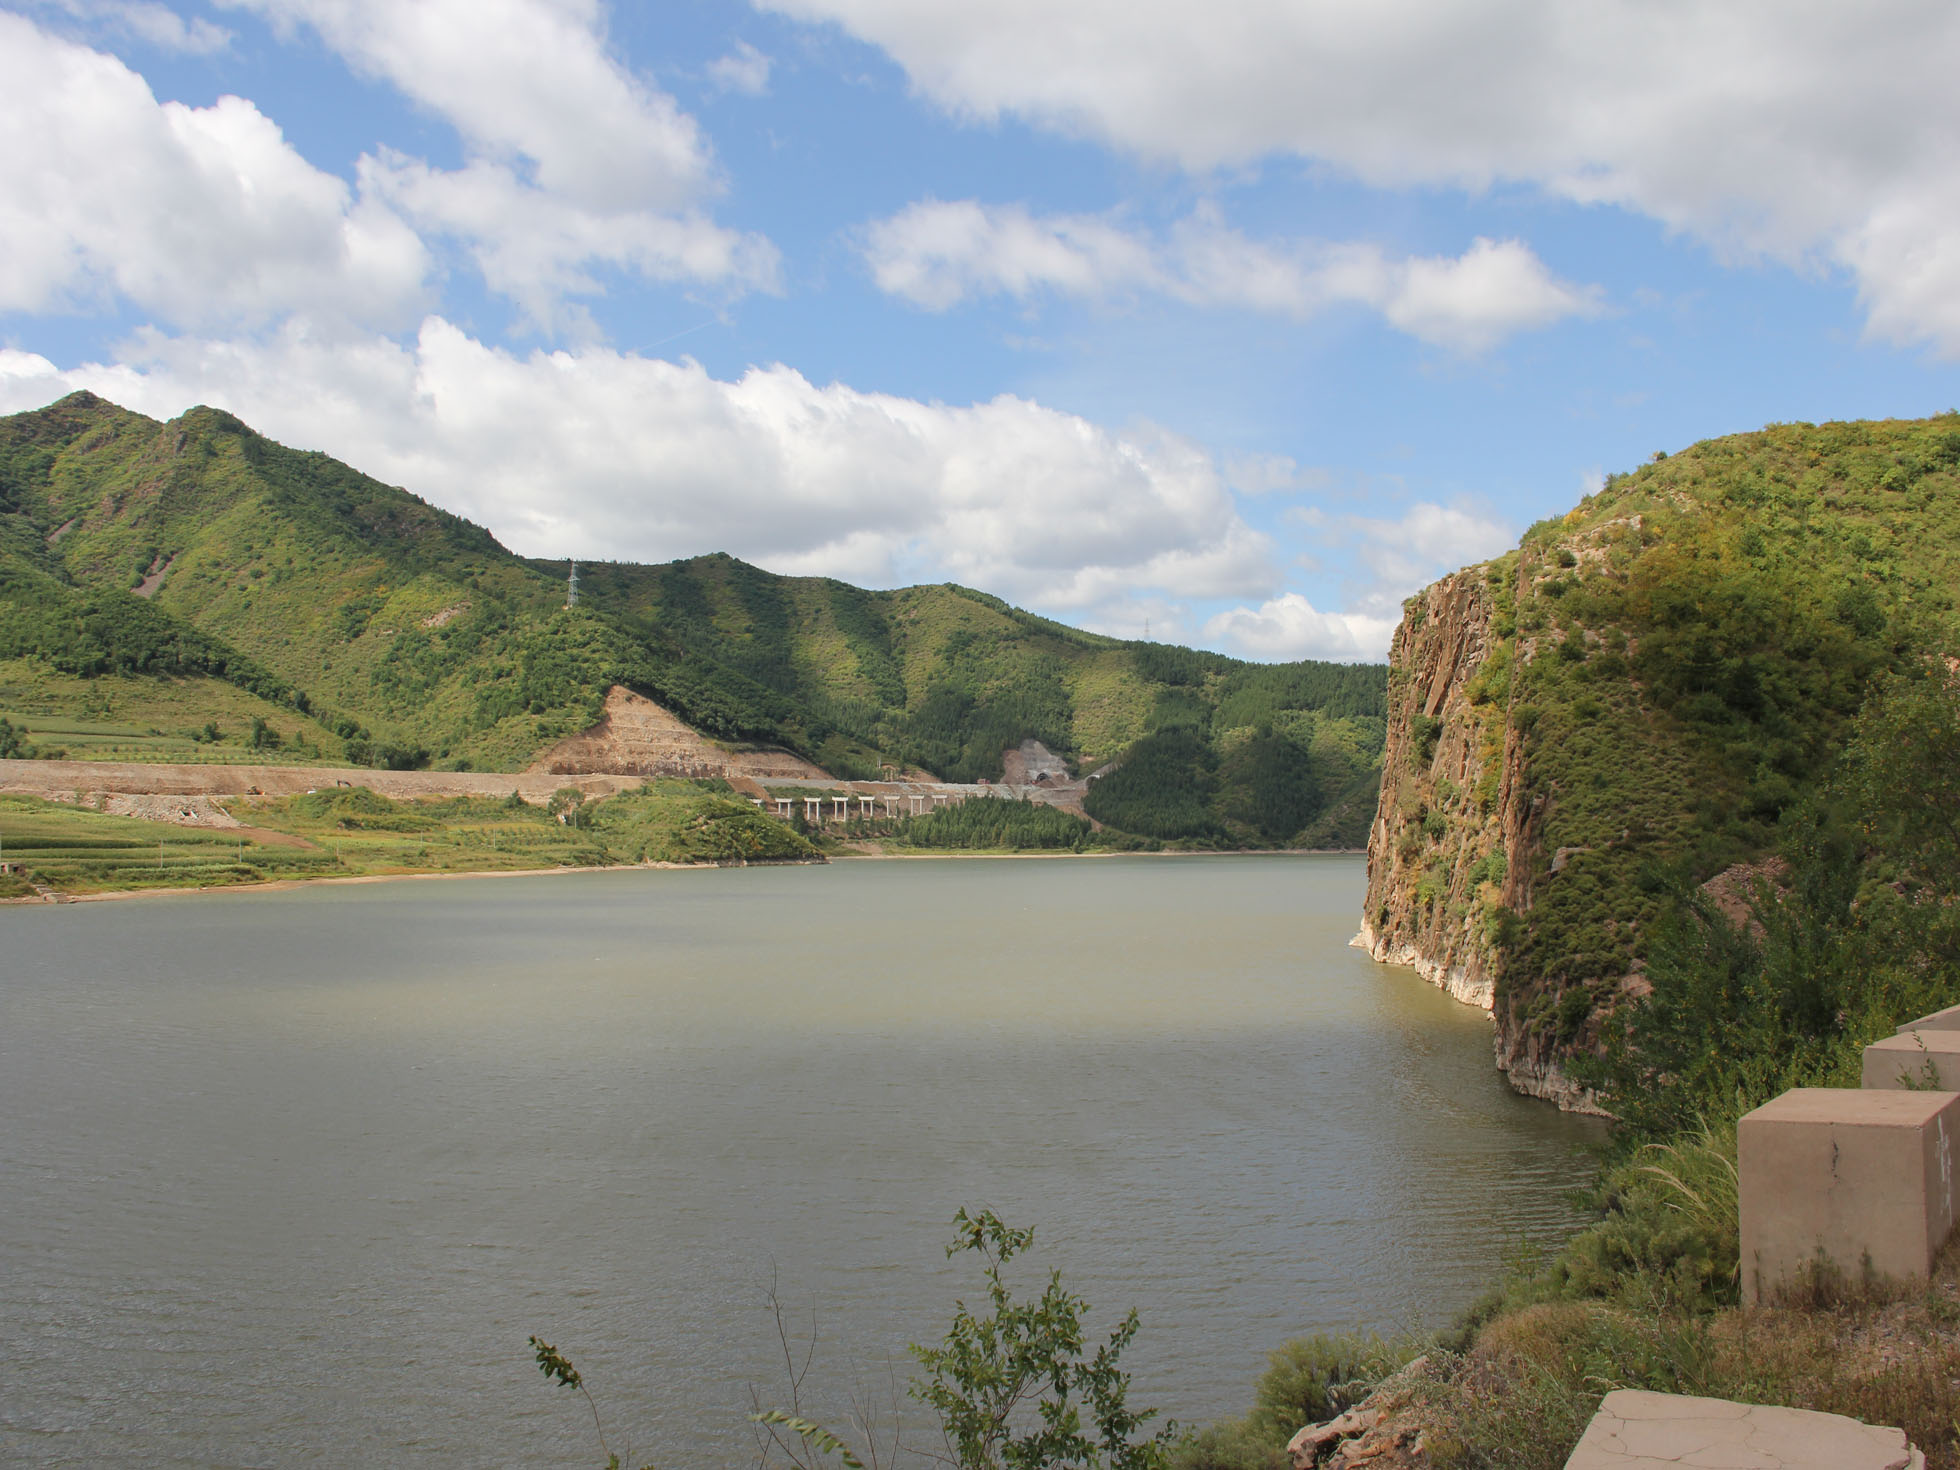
[5,844,1366,906]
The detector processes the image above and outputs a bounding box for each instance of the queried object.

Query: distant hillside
[0,393,1386,847]
[1360,415,1960,1105]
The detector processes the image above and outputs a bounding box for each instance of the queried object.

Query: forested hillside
[0,393,1385,847]
[1363,414,1960,1104]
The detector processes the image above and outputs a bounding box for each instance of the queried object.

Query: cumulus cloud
[0,12,426,329]
[864,200,1599,350]
[1346,502,1516,612]
[770,0,1960,355]
[1204,594,1398,663]
[223,0,712,209]
[22,0,233,52]
[361,152,780,334]
[0,318,1277,614]
[217,0,778,320]
[1203,498,1517,661]
[707,40,772,96]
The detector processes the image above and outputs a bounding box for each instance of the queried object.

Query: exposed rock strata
[1357,566,1605,1114]
[526,686,830,781]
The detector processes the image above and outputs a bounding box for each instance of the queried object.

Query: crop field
[0,779,820,899]
[0,795,338,897]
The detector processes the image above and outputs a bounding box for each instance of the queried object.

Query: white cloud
[218,0,777,320]
[1346,502,1516,614]
[707,40,772,96]
[1375,237,1599,354]
[360,152,780,334]
[1204,594,1397,662]
[223,0,712,210]
[22,0,234,52]
[863,200,1599,350]
[1223,451,1328,496]
[0,318,1278,615]
[770,0,1960,356]
[1204,497,1517,660]
[0,12,426,329]
[865,200,1161,311]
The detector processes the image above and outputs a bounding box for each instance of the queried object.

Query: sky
[4,1,1960,662]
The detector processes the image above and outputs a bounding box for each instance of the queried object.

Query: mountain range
[0,392,1386,848]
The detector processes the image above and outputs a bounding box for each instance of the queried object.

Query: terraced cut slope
[1362,415,1960,1106]
[0,392,1388,850]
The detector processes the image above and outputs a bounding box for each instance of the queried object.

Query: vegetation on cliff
[1366,413,1960,1100]
[1333,418,1960,1467]
[1,392,1382,849]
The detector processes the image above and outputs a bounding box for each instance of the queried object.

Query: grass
[1177,1106,1960,1470]
[1403,1254,1960,1470]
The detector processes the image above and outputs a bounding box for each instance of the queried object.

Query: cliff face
[1357,569,1504,1007]
[1360,415,1960,1114]
[1356,564,1601,1111]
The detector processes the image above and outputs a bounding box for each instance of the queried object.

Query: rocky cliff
[1360,414,1960,1113]
[1355,559,1607,1111]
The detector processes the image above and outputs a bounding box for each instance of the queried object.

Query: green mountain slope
[1362,414,1960,1103]
[0,393,1386,846]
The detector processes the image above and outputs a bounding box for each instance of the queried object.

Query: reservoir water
[0,854,1601,1467]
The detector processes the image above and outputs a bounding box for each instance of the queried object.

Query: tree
[534,1209,1173,1470]
[904,1209,1174,1470]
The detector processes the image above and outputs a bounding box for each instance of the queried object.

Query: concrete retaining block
[1738,1087,1959,1306]
[1898,1003,1960,1034]
[1566,1389,1921,1469]
[1863,1029,1960,1090]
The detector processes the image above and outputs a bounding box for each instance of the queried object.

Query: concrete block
[1566,1389,1921,1469]
[1737,1087,1959,1306]
[1898,1002,1960,1034]
[1863,1029,1960,1090]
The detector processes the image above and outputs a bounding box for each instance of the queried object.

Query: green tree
[534,1210,1171,1470]
[906,1209,1175,1470]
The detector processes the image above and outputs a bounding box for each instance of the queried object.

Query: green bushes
[1577,668,1960,1145]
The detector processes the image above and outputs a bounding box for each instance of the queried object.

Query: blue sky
[4,0,1960,660]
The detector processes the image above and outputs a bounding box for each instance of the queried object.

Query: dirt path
[0,758,647,804]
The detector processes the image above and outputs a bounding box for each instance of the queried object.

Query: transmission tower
[567,560,579,608]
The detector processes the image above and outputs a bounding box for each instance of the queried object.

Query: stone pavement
[1565,1390,1922,1469]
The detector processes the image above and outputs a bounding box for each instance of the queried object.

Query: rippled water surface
[0,855,1601,1467]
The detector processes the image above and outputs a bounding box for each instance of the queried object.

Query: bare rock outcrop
[1357,564,1605,1114]
[526,686,830,781]
[1286,1360,1435,1469]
